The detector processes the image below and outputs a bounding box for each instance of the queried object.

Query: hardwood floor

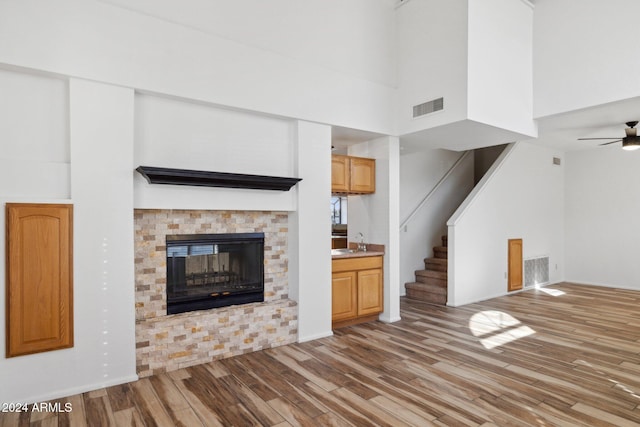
[4,282,640,426]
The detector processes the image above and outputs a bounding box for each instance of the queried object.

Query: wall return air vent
[413,97,444,118]
[524,256,550,288]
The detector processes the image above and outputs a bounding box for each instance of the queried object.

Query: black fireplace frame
[166,232,265,315]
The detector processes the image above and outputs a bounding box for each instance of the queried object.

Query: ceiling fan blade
[599,140,622,146]
[578,137,621,140]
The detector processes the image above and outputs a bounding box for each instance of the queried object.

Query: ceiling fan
[578,121,640,151]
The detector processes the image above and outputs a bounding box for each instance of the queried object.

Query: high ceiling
[333,94,640,154]
[100,0,636,155]
[528,96,640,152]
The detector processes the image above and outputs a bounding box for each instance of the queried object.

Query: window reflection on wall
[331,196,347,225]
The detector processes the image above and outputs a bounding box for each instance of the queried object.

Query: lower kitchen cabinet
[332,255,383,329]
[357,268,383,316]
[331,271,357,322]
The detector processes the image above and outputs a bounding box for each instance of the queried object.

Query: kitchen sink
[331,248,355,255]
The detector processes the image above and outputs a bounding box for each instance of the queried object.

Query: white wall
[67,78,138,398]
[395,0,536,150]
[0,75,138,404]
[134,94,297,211]
[0,0,394,135]
[467,0,536,137]
[0,68,70,199]
[533,0,640,118]
[565,148,640,289]
[0,70,71,402]
[400,149,462,215]
[447,142,564,306]
[290,121,333,341]
[399,149,474,293]
[395,0,469,136]
[101,0,397,88]
[348,137,401,323]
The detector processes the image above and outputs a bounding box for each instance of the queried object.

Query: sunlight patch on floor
[538,287,566,296]
[469,311,536,350]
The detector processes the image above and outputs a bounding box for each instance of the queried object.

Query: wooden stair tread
[424,260,447,272]
[414,276,446,287]
[433,246,448,260]
[405,282,447,305]
[415,269,447,280]
[404,235,448,306]
[405,282,447,294]
[424,257,447,265]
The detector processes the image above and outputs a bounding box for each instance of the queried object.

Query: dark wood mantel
[136,166,302,191]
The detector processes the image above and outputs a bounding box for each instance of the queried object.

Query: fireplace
[166,232,265,314]
[135,210,297,378]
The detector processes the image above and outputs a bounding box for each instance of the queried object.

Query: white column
[349,136,401,323]
[385,137,401,323]
[68,79,138,389]
[290,120,333,342]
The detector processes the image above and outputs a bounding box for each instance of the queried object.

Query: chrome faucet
[356,232,367,252]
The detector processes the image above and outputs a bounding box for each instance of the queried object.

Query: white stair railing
[399,151,470,231]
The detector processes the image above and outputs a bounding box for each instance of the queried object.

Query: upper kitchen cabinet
[331,154,375,194]
[349,157,375,193]
[331,155,350,193]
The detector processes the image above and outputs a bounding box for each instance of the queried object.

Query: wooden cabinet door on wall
[331,155,350,193]
[357,268,383,316]
[331,154,376,194]
[349,157,375,194]
[6,203,73,357]
[508,238,523,292]
[331,271,357,322]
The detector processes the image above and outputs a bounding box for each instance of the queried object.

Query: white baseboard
[379,315,402,323]
[18,374,139,405]
[561,280,640,291]
[447,281,563,307]
[297,330,333,343]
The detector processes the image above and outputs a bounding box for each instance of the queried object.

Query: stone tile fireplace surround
[134,209,298,377]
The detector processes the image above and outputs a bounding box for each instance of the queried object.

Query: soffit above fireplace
[136,166,302,191]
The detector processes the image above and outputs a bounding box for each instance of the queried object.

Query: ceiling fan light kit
[622,136,640,151]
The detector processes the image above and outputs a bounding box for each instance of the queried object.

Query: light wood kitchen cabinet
[331,154,375,194]
[357,268,383,316]
[332,255,383,328]
[331,271,357,322]
[5,203,74,357]
[331,155,350,193]
[349,157,375,194]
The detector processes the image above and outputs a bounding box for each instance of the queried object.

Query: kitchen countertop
[331,243,385,259]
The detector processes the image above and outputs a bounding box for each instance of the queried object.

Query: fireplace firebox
[166,233,264,315]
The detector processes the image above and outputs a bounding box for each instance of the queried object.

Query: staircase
[405,235,448,305]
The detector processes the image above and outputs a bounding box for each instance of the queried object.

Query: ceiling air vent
[413,97,444,118]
